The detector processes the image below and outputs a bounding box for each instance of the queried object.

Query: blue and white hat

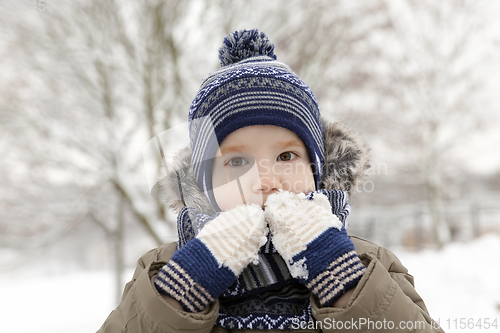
[188,29,324,209]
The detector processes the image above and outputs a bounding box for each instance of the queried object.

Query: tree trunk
[114,194,125,305]
[427,179,450,250]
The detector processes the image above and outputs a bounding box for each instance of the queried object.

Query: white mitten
[265,190,365,307]
[155,203,268,312]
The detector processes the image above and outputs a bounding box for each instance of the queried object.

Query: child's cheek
[212,163,264,211]
[278,163,316,194]
[213,181,245,211]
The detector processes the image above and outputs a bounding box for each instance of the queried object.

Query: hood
[157,118,371,215]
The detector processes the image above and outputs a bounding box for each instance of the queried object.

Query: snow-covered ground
[0,270,122,333]
[1,234,499,333]
[396,234,500,332]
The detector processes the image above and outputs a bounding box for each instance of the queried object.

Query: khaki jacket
[97,236,444,333]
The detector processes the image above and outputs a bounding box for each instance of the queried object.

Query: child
[98,29,444,332]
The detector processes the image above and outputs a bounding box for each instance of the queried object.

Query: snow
[0,270,118,333]
[1,235,499,333]
[288,257,309,280]
[395,234,500,332]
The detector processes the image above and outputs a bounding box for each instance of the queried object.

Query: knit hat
[188,29,324,209]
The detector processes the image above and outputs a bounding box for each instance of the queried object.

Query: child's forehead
[220,139,303,152]
[219,127,306,155]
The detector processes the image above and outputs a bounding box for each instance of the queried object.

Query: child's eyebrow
[219,140,303,155]
[277,139,304,148]
[220,145,247,155]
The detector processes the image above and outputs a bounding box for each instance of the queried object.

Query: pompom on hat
[188,29,324,210]
[218,29,277,66]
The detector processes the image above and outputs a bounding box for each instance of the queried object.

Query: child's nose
[254,162,281,193]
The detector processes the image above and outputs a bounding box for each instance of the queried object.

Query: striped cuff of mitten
[154,238,236,312]
[290,227,366,307]
[306,249,366,307]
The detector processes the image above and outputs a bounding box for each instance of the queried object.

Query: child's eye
[227,157,248,167]
[277,152,297,161]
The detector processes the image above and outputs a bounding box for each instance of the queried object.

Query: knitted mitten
[265,190,366,307]
[154,204,268,312]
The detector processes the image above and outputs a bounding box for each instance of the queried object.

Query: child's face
[212,125,316,211]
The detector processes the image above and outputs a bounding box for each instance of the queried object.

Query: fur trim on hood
[157,118,370,215]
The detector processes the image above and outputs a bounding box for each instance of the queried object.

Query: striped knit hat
[188,29,324,209]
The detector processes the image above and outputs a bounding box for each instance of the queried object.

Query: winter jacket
[97,119,445,333]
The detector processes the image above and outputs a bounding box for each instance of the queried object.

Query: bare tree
[0,0,205,303]
[369,0,493,248]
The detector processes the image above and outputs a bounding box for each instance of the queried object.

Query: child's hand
[196,203,268,274]
[154,203,268,312]
[265,190,366,307]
